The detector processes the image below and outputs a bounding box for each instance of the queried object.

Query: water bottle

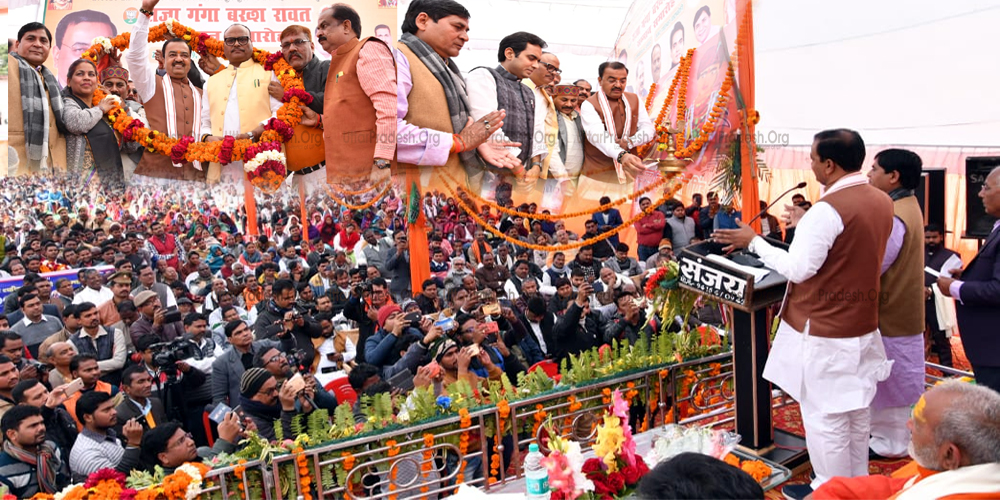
[524,443,550,499]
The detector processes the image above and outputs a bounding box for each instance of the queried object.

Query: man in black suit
[114,365,168,436]
[939,166,1000,393]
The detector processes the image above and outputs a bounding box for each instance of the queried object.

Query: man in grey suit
[211,319,294,407]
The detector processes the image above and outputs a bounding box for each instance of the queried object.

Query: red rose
[593,477,617,496]
[606,472,626,493]
[582,457,605,476]
[634,456,650,476]
[621,465,642,486]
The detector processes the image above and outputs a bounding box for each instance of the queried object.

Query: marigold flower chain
[324,181,393,211]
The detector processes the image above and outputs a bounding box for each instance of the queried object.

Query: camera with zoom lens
[352,280,372,297]
[150,338,203,370]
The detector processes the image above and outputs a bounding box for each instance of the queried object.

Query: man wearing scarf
[396,0,522,196]
[0,405,71,497]
[574,61,655,213]
[126,0,204,181]
[10,23,68,175]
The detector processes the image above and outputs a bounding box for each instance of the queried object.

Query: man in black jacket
[343,278,390,364]
[604,290,656,345]
[252,279,322,368]
[551,284,601,363]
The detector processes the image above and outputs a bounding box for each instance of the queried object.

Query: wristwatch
[374,159,391,170]
[246,130,256,142]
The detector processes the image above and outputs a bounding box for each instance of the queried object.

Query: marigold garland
[442,173,688,252]
[324,181,393,211]
[644,82,657,113]
[676,62,735,159]
[328,179,390,197]
[294,447,313,500]
[80,20,309,186]
[489,400,511,484]
[421,434,435,497]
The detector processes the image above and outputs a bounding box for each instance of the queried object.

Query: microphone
[745,182,807,225]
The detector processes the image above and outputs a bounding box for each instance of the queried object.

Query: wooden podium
[676,240,806,465]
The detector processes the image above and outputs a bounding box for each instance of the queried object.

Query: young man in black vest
[923,224,961,367]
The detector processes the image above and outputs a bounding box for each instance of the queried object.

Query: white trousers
[801,404,871,490]
[869,405,912,457]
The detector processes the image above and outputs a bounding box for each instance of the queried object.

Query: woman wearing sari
[319,214,338,247]
[62,59,135,187]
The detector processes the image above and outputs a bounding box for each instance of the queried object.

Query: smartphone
[425,361,442,379]
[482,303,501,317]
[285,373,306,394]
[466,344,481,357]
[64,378,85,397]
[387,368,414,392]
[402,311,421,326]
[209,403,232,424]
[482,321,500,335]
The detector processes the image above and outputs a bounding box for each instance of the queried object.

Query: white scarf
[896,463,1000,500]
[161,74,203,170]
[597,87,632,185]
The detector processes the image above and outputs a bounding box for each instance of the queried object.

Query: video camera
[352,280,372,297]
[150,338,203,372]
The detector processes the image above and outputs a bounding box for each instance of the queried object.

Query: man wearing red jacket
[146,222,184,272]
[634,196,665,263]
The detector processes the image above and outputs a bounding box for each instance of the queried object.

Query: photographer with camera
[253,347,338,412]
[1,331,45,383]
[343,277,391,364]
[386,232,412,303]
[212,319,296,408]
[233,367,306,442]
[129,291,184,347]
[252,280,322,369]
[133,334,209,444]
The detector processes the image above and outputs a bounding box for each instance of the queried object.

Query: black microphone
[745,182,807,225]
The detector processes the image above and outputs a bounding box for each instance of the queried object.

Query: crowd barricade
[194,352,736,499]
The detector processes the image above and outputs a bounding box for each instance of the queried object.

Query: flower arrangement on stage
[30,464,211,500]
[541,422,595,500]
[79,19,310,189]
[576,390,650,500]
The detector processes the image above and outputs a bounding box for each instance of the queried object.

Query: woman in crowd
[62,59,134,187]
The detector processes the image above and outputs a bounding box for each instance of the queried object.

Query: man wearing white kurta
[714,129,895,497]
[199,25,282,184]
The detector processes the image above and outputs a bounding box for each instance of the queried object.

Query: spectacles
[280,38,309,51]
[539,62,562,75]
[62,44,90,57]
[261,386,278,396]
[224,36,250,46]
[267,354,284,364]
[169,432,194,449]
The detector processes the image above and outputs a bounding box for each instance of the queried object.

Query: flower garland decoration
[294,447,313,500]
[583,390,650,499]
[33,468,139,500]
[456,408,472,488]
[490,399,511,484]
[421,434,435,496]
[541,421,595,500]
[324,181,393,211]
[643,82,656,113]
[233,459,247,495]
[637,49,694,159]
[675,61,735,159]
[441,169,670,222]
[80,20,310,189]
[133,463,209,500]
[386,439,401,500]
[672,48,695,155]
[342,451,356,472]
[532,403,548,439]
[441,173,688,252]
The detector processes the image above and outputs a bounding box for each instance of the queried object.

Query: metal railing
[195,352,736,499]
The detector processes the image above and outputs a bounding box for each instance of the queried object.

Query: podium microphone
[745,182,807,225]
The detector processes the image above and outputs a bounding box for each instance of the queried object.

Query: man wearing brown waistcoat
[866,149,927,460]
[714,129,895,499]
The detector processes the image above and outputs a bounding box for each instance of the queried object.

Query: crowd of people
[5,0,1000,498]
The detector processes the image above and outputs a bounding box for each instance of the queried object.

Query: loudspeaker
[917,168,946,229]
[964,157,1000,239]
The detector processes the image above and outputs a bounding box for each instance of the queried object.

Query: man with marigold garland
[198,22,283,184]
[125,0,206,181]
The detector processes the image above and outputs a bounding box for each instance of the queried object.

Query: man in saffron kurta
[866,149,927,459]
[270,26,329,184]
[313,4,396,184]
[200,24,282,184]
[126,0,203,181]
[807,381,1000,500]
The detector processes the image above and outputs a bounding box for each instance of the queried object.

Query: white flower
[177,463,204,483]
[105,94,122,105]
[91,36,112,54]
[244,149,286,173]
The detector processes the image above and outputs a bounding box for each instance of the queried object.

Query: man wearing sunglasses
[199,23,282,184]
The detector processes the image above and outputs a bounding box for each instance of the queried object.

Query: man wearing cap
[544,85,587,206]
[213,320,295,408]
[129,292,184,346]
[645,239,674,270]
[99,58,145,180]
[231,367,301,441]
[97,271,132,328]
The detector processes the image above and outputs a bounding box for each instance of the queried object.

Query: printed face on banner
[39,1,396,78]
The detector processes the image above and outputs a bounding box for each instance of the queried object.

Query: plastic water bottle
[524,443,550,499]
